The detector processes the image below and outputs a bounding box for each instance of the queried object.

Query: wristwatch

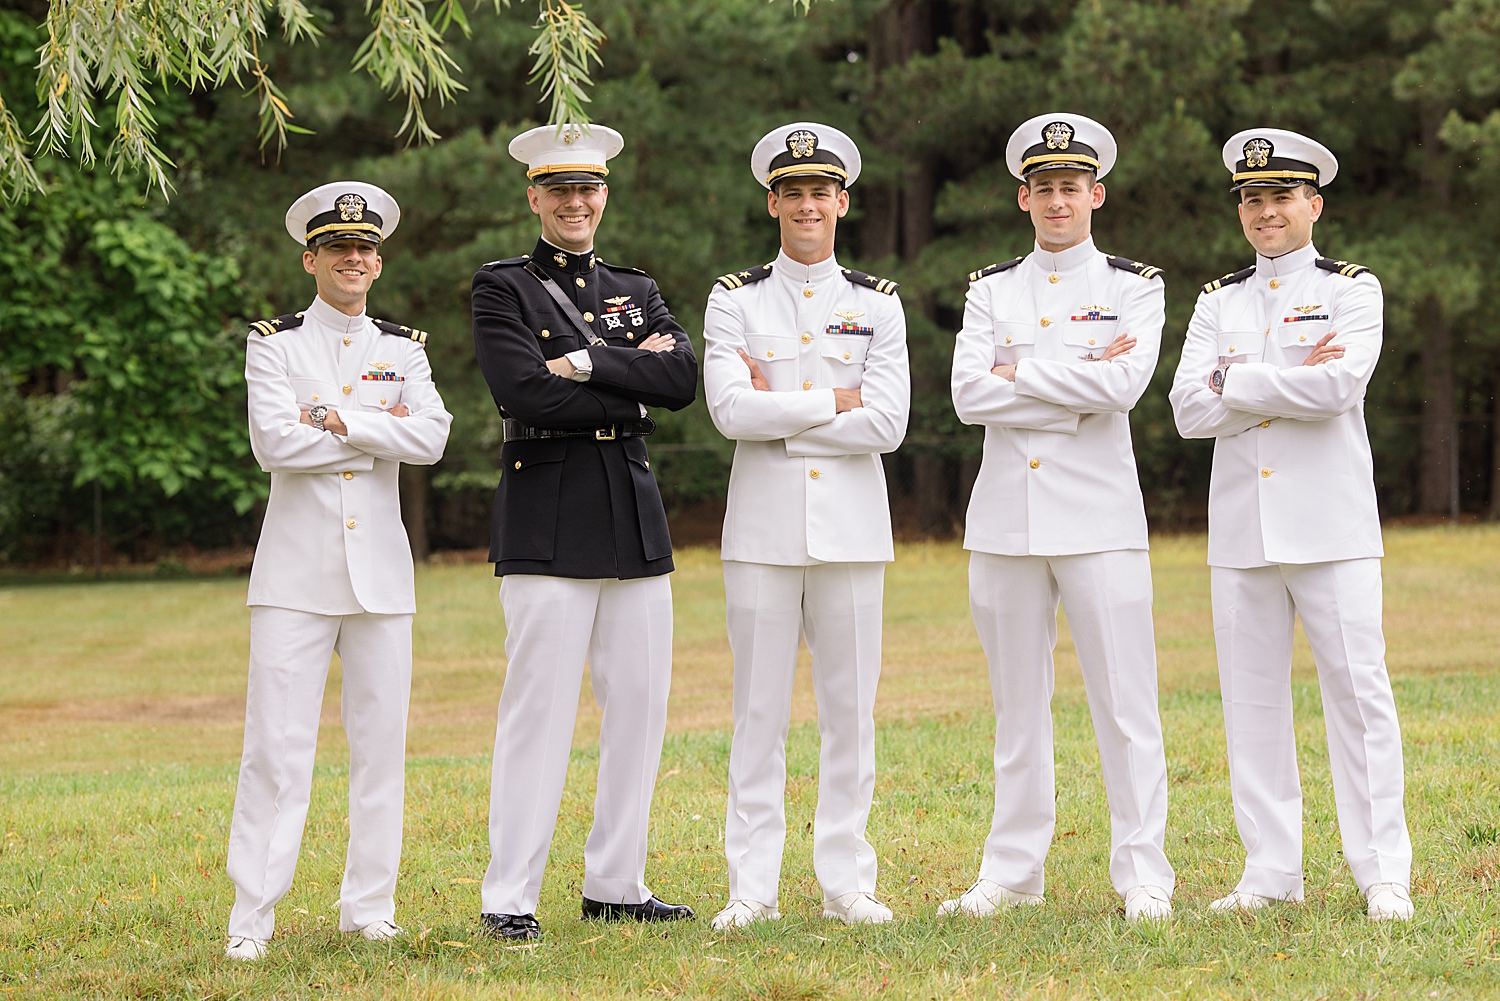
[309,403,330,430]
[1209,362,1231,395]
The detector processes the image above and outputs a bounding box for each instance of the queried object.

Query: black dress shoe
[480,912,542,940]
[581,896,695,922]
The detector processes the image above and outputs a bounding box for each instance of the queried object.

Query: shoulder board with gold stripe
[715,263,774,291]
[1316,257,1372,279]
[372,318,429,346]
[1105,255,1165,280]
[248,312,305,337]
[1201,266,1257,295]
[842,268,899,295]
[968,258,1024,283]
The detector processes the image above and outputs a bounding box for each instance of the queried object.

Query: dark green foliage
[7,0,1500,558]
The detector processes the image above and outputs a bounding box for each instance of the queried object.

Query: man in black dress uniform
[471,124,699,940]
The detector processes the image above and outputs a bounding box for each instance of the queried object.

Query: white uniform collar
[1031,235,1097,273]
[775,248,842,285]
[1256,242,1318,277]
[307,294,369,336]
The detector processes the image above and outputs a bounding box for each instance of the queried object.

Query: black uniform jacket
[472,237,698,580]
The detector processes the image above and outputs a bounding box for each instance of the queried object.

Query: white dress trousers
[482,573,674,916]
[722,560,886,907]
[968,550,1174,897]
[226,606,413,940]
[1212,559,1411,899]
[1170,243,1410,896]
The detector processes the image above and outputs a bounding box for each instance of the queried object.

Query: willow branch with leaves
[0,0,819,202]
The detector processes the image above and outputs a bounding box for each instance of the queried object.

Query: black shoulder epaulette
[968,258,1024,282]
[372,318,429,346]
[249,312,304,337]
[715,263,775,291]
[842,267,899,295]
[482,254,531,269]
[1105,255,1164,280]
[1316,258,1372,279]
[1201,266,1257,295]
[598,259,650,278]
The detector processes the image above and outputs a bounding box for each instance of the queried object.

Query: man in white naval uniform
[703,122,910,929]
[1170,129,1413,922]
[943,113,1175,924]
[225,182,452,960]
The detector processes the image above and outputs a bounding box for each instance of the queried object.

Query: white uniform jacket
[704,251,910,565]
[952,238,1164,556]
[245,296,452,614]
[1169,243,1383,568]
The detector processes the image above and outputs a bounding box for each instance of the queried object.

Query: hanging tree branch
[0,0,821,202]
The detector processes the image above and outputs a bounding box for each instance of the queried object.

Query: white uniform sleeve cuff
[565,348,593,381]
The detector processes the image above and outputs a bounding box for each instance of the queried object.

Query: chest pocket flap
[1060,321,1120,352]
[291,378,337,407]
[744,332,799,362]
[1275,315,1332,348]
[1217,329,1263,358]
[820,335,869,365]
[994,320,1035,348]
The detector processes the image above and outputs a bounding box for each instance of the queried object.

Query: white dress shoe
[1365,883,1414,922]
[1123,885,1172,922]
[937,879,1044,917]
[1209,890,1280,914]
[823,891,894,925]
[710,899,780,931]
[357,919,406,941]
[224,935,268,961]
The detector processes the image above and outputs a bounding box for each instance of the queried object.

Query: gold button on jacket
[346,518,357,529]
[809,469,821,479]
[343,471,354,480]
[1029,458,1040,469]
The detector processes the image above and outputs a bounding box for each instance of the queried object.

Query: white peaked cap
[1005,113,1118,181]
[751,122,862,190]
[285,181,400,247]
[509,123,624,184]
[1222,128,1339,190]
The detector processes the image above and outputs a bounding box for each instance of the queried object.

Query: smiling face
[1018,169,1105,253]
[303,239,382,315]
[528,182,608,252]
[768,177,848,265]
[1237,184,1322,258]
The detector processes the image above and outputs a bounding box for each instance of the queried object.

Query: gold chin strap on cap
[1021,152,1101,173]
[765,164,849,185]
[526,163,609,179]
[1232,169,1319,184]
[305,221,383,241]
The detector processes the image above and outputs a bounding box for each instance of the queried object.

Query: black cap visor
[305,207,384,248]
[1020,142,1101,177]
[1230,157,1320,192]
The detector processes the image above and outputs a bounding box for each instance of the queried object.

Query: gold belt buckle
[595,425,617,441]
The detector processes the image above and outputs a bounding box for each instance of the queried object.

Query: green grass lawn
[2,529,1499,999]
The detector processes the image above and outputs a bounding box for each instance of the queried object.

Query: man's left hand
[637,333,676,353]
[546,356,577,378]
[991,363,1017,382]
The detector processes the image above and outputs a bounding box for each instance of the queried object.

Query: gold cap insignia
[561,126,582,145]
[787,130,818,159]
[336,193,367,222]
[604,295,632,306]
[833,310,866,322]
[1244,138,1273,169]
[1043,121,1074,150]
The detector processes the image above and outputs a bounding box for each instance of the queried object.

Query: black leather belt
[503,416,655,443]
